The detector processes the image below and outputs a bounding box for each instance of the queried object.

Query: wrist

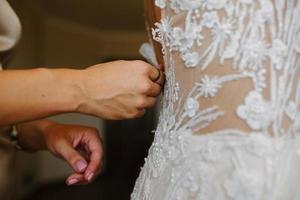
[17,120,55,151]
[41,68,85,114]
[72,68,90,113]
[72,67,100,115]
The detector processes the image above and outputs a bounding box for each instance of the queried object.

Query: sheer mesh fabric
[132,0,300,199]
[147,0,300,136]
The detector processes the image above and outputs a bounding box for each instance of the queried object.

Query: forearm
[16,119,55,151]
[0,68,83,126]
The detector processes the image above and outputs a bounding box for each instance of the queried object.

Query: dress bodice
[132,0,300,199]
[152,0,300,137]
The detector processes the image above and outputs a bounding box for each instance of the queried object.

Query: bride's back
[132,1,300,199]
[145,0,300,137]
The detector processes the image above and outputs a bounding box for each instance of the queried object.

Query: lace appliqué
[132,0,300,199]
[152,0,300,135]
[237,91,274,131]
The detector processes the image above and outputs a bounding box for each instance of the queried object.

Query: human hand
[76,60,165,119]
[42,122,104,186]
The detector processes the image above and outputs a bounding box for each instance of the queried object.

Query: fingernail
[87,172,94,182]
[67,179,78,186]
[75,160,87,172]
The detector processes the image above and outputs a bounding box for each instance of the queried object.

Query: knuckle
[145,99,155,108]
[150,98,157,106]
[132,109,141,118]
[135,110,145,118]
[139,81,152,93]
[129,109,144,118]
[136,97,148,108]
[136,61,151,74]
[125,110,135,119]
[68,153,79,165]
[155,84,162,93]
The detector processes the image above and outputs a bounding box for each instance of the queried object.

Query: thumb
[54,140,87,173]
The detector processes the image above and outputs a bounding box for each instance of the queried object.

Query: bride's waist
[183,129,300,155]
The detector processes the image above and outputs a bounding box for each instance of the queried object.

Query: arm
[0,68,82,126]
[0,60,165,126]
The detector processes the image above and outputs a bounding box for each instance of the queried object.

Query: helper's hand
[18,120,103,185]
[41,122,103,185]
[77,60,165,119]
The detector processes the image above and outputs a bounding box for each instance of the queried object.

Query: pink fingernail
[87,172,94,182]
[75,160,87,172]
[67,179,78,186]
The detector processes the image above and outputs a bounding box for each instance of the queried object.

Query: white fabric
[139,43,159,66]
[132,0,300,199]
[0,0,21,68]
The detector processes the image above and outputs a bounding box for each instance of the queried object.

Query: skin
[0,60,164,125]
[0,60,165,185]
[17,120,103,185]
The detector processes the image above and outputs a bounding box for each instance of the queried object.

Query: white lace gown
[132,0,300,199]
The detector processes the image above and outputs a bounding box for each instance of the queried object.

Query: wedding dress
[132,0,300,199]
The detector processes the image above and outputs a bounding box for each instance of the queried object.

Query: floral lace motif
[151,0,300,134]
[132,0,300,199]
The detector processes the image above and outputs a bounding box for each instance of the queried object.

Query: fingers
[66,130,103,186]
[140,60,164,86]
[66,173,86,186]
[149,67,165,86]
[154,69,165,86]
[149,67,160,82]
[66,170,102,186]
[55,140,88,173]
[139,80,162,97]
[83,133,104,182]
[147,82,162,97]
[144,97,157,108]
[136,96,157,110]
[133,109,147,118]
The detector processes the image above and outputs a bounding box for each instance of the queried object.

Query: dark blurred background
[7,0,156,199]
